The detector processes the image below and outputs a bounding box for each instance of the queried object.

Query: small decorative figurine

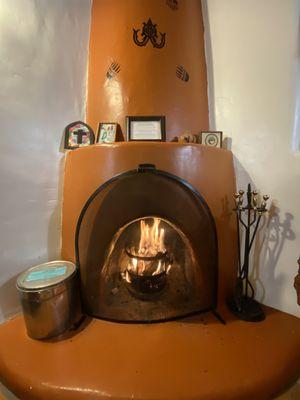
[294,258,300,305]
[228,184,270,322]
[178,133,198,143]
[64,121,95,150]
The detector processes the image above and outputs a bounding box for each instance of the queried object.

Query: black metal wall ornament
[133,18,166,49]
[106,61,121,80]
[166,0,179,11]
[228,184,270,322]
[176,65,189,82]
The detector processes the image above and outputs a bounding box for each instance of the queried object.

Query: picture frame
[200,131,223,148]
[64,121,95,150]
[96,122,118,143]
[126,116,166,141]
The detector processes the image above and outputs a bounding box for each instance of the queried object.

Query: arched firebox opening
[75,164,218,322]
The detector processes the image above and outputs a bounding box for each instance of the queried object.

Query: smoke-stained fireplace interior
[76,164,218,322]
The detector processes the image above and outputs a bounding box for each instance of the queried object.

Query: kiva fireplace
[1,143,299,400]
[76,164,218,322]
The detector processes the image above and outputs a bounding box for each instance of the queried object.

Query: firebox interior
[76,165,218,322]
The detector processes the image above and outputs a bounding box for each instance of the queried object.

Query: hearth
[75,164,218,322]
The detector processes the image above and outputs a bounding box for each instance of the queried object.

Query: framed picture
[64,121,95,150]
[96,123,117,143]
[201,131,223,148]
[126,116,166,141]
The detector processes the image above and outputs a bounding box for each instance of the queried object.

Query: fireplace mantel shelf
[0,306,299,400]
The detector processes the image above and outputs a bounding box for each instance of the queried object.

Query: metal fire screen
[75,164,218,322]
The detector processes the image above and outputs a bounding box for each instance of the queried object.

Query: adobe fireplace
[75,164,218,322]
[1,144,300,400]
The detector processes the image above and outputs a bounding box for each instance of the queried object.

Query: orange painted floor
[0,306,299,400]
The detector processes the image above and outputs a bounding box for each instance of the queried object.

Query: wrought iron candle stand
[228,184,269,322]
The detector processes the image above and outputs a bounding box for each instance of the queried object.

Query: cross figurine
[73,129,87,145]
[64,121,95,150]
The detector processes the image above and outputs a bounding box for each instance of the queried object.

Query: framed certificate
[126,116,166,141]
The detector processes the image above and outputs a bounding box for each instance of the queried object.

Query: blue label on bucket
[25,266,67,282]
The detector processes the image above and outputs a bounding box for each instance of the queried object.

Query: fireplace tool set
[228,184,269,322]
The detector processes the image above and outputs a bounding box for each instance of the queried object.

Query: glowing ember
[126,218,171,278]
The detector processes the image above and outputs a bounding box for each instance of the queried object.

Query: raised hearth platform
[0,306,299,399]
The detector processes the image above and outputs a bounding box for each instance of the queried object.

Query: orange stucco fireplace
[0,143,299,400]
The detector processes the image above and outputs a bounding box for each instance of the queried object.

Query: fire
[138,218,165,257]
[126,218,171,278]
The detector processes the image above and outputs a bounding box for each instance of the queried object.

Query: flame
[125,270,131,283]
[127,218,170,276]
[139,218,165,257]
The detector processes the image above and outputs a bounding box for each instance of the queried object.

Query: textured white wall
[203,0,300,316]
[0,0,91,322]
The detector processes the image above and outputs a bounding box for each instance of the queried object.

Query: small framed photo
[64,121,95,150]
[96,122,117,143]
[126,116,166,141]
[201,131,223,148]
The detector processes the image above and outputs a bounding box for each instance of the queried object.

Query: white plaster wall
[203,0,300,316]
[0,0,91,322]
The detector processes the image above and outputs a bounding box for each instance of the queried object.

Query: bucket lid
[17,260,76,290]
